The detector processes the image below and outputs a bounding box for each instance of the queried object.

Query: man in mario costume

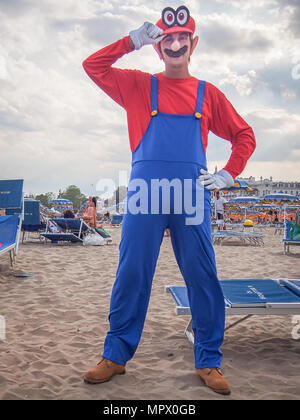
[82,5,256,395]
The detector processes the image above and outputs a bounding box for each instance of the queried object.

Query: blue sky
[0,0,299,196]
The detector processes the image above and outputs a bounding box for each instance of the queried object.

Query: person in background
[214,190,226,230]
[64,209,75,219]
[92,197,98,210]
[103,212,111,223]
[83,196,97,228]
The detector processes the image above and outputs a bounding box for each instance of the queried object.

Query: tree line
[26,185,127,211]
[26,185,89,211]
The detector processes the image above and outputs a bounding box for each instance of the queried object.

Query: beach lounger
[283,220,300,255]
[166,278,300,344]
[274,226,284,235]
[0,179,24,265]
[52,218,90,235]
[224,223,244,230]
[111,214,123,226]
[94,227,112,244]
[41,218,90,244]
[254,223,269,231]
[212,230,265,246]
[41,232,83,243]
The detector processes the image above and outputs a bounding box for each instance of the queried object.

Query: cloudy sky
[1,0,300,197]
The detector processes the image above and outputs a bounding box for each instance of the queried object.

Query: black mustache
[164,45,188,57]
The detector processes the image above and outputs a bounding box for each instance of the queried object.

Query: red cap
[155,6,195,35]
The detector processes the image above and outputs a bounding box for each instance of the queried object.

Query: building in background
[237,176,300,197]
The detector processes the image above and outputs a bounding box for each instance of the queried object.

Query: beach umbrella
[48,199,73,213]
[76,201,88,218]
[220,179,253,194]
[259,193,300,206]
[225,197,258,221]
[227,197,258,207]
[250,203,281,219]
[251,204,280,212]
[40,204,62,218]
[258,194,300,222]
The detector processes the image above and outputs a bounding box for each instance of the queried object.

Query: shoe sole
[197,376,231,396]
[83,370,126,385]
[212,388,231,396]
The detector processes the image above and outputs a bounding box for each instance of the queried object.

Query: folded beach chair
[94,227,112,244]
[166,279,300,344]
[41,218,90,244]
[0,179,24,266]
[283,220,300,254]
[212,230,265,246]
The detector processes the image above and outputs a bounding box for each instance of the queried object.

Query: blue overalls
[102,75,225,369]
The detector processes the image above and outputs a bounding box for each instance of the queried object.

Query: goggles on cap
[155,5,195,35]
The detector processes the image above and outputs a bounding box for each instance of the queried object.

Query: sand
[0,227,299,400]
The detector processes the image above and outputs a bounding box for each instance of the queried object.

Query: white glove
[129,22,164,50]
[199,169,234,191]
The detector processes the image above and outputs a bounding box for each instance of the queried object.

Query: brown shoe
[84,358,126,384]
[196,368,231,395]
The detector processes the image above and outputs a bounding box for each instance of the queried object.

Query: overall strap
[194,80,206,119]
[150,75,158,116]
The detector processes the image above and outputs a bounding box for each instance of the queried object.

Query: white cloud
[220,70,257,96]
[0,55,8,79]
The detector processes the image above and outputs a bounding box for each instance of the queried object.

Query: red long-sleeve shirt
[83,36,256,179]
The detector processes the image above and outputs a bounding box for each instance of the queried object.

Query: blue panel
[0,215,19,249]
[0,180,23,209]
[112,215,123,224]
[168,286,190,308]
[220,279,300,305]
[280,280,300,298]
[23,199,40,225]
[51,218,88,231]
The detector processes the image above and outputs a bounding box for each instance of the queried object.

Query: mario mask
[154,6,196,59]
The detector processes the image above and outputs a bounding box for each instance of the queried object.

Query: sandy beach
[0,227,299,400]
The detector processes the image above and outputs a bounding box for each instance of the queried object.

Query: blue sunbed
[0,179,24,265]
[212,230,265,246]
[51,218,89,232]
[40,218,90,244]
[0,215,19,254]
[41,233,82,243]
[111,214,123,225]
[166,278,300,343]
